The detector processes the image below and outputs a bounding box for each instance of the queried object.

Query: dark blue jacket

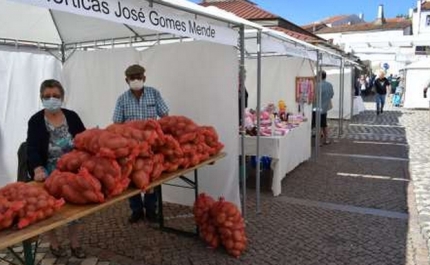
[26,108,85,177]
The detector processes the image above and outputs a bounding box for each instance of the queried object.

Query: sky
[190,0,418,25]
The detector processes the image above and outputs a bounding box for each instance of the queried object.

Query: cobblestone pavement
[2,98,430,265]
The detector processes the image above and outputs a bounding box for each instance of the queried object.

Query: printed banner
[8,0,238,46]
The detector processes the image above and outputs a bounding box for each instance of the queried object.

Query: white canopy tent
[0,0,270,209]
[403,58,430,109]
[236,25,353,211]
[0,0,355,215]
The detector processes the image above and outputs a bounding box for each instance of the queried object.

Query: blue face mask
[42,97,62,112]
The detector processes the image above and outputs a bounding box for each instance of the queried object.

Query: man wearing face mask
[113,64,169,223]
[26,79,87,258]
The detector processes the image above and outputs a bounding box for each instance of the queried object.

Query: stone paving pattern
[1,98,430,265]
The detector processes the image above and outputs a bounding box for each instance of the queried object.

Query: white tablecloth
[353,96,366,116]
[243,121,311,196]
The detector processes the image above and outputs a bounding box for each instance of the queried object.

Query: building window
[427,15,430,26]
[416,46,430,55]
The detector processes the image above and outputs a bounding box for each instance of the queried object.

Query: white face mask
[129,80,144,90]
[42,97,62,112]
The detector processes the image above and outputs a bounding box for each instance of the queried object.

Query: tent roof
[0,0,264,47]
[0,0,350,63]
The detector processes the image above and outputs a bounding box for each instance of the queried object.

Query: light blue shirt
[319,80,334,114]
[113,86,169,123]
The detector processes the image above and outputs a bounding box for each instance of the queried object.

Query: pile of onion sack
[44,116,224,204]
[193,193,247,258]
[0,116,223,230]
[0,183,64,230]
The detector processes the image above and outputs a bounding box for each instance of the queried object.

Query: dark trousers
[129,192,157,214]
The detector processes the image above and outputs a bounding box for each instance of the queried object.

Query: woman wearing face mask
[26,79,86,258]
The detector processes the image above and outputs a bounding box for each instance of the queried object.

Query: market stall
[403,58,430,109]
[0,0,265,262]
[235,26,352,202]
[236,28,318,200]
[0,0,262,207]
[243,56,313,196]
[62,41,240,206]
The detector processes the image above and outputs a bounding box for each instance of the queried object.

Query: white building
[307,1,430,75]
[413,0,430,54]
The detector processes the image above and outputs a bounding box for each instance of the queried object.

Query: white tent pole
[350,66,355,121]
[61,44,66,64]
[255,30,262,214]
[314,51,322,160]
[340,59,345,135]
[338,58,342,138]
[123,24,146,42]
[48,9,66,63]
[239,25,247,218]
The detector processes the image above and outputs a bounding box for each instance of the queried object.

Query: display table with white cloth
[353,96,366,116]
[243,121,311,196]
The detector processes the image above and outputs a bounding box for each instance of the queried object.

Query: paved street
[2,100,430,265]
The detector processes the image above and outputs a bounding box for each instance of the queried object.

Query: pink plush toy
[260,111,270,121]
[244,110,255,128]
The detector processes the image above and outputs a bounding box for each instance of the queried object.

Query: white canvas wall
[325,67,353,120]
[62,41,240,207]
[62,48,140,128]
[245,56,314,117]
[404,69,430,109]
[139,42,239,207]
[0,49,61,186]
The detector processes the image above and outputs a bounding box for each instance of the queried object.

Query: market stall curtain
[0,49,61,186]
[245,56,314,116]
[61,42,240,207]
[139,41,240,207]
[325,67,353,120]
[62,47,141,127]
[404,69,430,109]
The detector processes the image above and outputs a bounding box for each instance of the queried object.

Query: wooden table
[0,152,226,264]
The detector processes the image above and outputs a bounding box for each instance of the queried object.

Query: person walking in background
[354,77,361,96]
[113,64,169,224]
[424,80,430,99]
[374,70,391,115]
[393,77,404,107]
[366,74,375,96]
[359,75,367,96]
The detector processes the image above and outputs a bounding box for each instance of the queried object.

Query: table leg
[23,240,34,265]
[4,239,37,265]
[156,170,199,237]
[194,169,199,236]
[156,185,164,229]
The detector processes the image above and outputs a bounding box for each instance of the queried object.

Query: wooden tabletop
[0,152,226,250]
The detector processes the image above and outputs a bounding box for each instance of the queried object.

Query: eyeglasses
[42,94,62,100]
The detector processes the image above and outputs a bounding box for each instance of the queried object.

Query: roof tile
[315,19,412,34]
[270,26,319,42]
[200,1,278,19]
[322,15,349,24]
